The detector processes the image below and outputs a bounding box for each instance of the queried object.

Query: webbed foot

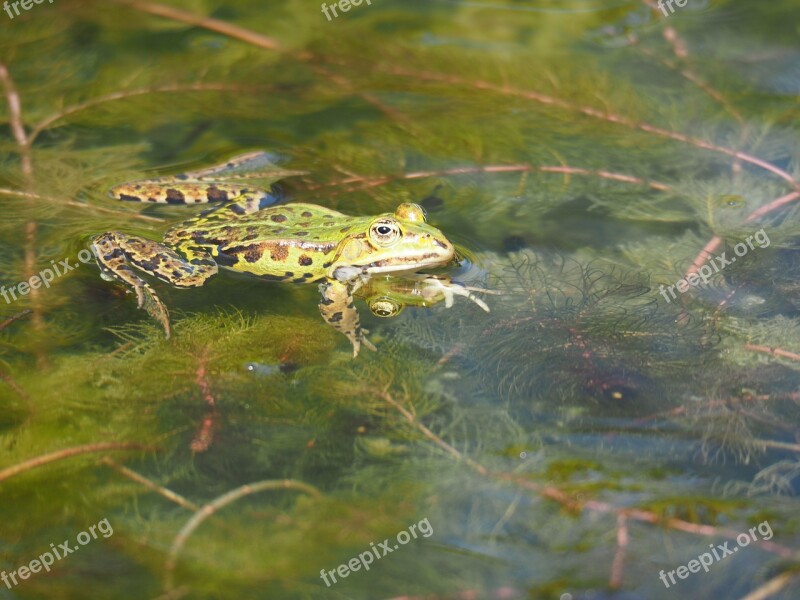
[417,275,498,312]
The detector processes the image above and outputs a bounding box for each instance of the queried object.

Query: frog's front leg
[92,232,218,338]
[319,279,376,358]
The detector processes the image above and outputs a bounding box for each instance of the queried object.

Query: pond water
[1,1,799,599]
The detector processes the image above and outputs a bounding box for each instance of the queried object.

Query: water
[1,1,799,598]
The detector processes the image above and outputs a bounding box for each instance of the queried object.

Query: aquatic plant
[1,1,800,599]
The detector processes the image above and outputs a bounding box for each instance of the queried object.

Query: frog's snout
[426,234,455,261]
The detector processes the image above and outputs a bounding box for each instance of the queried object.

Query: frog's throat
[331,258,449,282]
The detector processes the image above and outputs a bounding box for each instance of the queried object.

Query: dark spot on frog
[206,186,229,202]
[221,241,289,264]
[301,211,313,218]
[230,204,247,215]
[119,194,141,202]
[262,242,290,262]
[295,231,308,237]
[271,214,287,223]
[166,188,186,204]
[189,236,211,246]
[433,239,449,250]
[244,249,262,263]
[340,226,351,233]
[298,255,313,266]
[329,311,344,323]
[103,249,124,261]
[175,174,189,181]
[137,257,163,271]
[148,197,158,203]
[298,222,310,228]
[322,261,332,268]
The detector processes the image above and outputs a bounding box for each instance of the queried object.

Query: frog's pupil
[377,226,391,235]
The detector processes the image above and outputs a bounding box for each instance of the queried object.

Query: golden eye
[394,203,426,223]
[370,220,401,246]
[370,298,402,317]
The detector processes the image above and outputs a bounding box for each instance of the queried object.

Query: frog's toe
[351,334,377,358]
[362,334,377,353]
[138,283,171,338]
[352,329,377,357]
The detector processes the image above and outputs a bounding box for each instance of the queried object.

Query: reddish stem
[0,442,153,482]
[744,344,800,363]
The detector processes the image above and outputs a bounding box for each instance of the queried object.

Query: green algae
[1,1,800,599]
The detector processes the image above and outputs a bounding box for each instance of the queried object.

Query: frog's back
[194,203,366,282]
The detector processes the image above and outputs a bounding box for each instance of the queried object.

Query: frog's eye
[370,298,403,318]
[370,219,401,246]
[394,203,426,223]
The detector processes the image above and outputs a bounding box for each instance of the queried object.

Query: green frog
[92,152,485,356]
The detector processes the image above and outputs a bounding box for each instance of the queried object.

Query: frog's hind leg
[92,232,218,338]
[110,151,304,205]
[319,280,377,358]
[110,180,277,207]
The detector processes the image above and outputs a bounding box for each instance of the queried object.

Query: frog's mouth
[361,253,453,274]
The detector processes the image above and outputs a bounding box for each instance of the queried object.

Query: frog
[91,152,484,357]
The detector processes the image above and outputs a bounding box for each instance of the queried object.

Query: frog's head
[331,203,455,281]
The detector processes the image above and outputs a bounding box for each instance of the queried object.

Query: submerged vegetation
[1,0,800,598]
